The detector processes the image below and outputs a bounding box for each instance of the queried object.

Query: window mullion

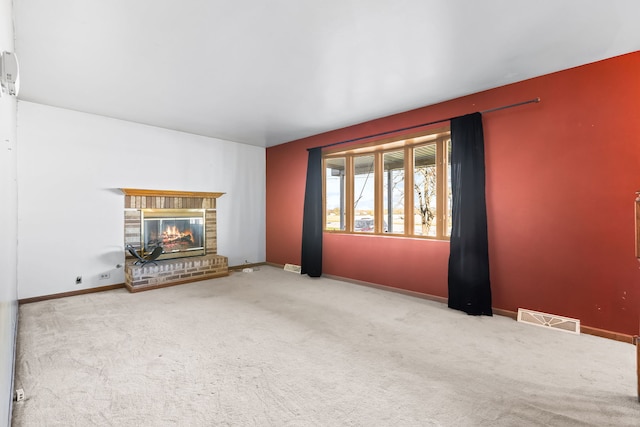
[345,156,354,232]
[435,139,445,239]
[322,158,327,230]
[405,146,414,236]
[374,152,383,233]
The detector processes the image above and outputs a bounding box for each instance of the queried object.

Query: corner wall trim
[18,283,126,304]
[229,262,268,271]
[579,325,635,344]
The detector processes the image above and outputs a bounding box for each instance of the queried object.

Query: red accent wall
[266,51,640,336]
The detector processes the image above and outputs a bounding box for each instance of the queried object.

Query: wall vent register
[517,308,580,334]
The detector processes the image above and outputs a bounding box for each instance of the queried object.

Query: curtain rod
[309,97,541,151]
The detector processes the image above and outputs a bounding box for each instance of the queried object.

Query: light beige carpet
[12,266,639,426]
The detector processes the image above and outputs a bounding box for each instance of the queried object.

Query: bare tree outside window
[414,165,437,235]
[414,144,437,236]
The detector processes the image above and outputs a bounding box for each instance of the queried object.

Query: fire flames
[162,225,194,244]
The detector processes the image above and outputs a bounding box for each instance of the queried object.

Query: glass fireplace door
[141,209,206,260]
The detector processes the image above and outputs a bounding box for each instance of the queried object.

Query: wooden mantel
[121,188,225,210]
[121,188,225,199]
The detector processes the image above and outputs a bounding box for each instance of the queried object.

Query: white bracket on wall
[0,51,20,97]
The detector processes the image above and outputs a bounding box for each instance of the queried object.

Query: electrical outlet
[75,276,82,284]
[99,273,110,280]
[14,388,24,402]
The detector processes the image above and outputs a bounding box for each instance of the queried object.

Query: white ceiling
[12,0,640,147]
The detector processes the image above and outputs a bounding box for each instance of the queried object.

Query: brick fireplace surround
[122,189,229,292]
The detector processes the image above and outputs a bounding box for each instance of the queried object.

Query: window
[383,150,405,234]
[325,157,346,231]
[353,155,375,233]
[323,128,451,239]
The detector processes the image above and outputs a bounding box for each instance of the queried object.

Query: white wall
[0,0,18,424]
[17,102,265,299]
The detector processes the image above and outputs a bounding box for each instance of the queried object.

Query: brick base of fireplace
[124,254,229,292]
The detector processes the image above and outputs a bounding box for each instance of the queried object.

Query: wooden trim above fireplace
[121,188,225,210]
[121,188,225,199]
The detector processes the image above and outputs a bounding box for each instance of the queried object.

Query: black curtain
[448,112,492,315]
[301,147,323,277]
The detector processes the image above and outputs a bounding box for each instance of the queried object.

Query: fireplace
[141,209,206,260]
[122,188,228,292]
